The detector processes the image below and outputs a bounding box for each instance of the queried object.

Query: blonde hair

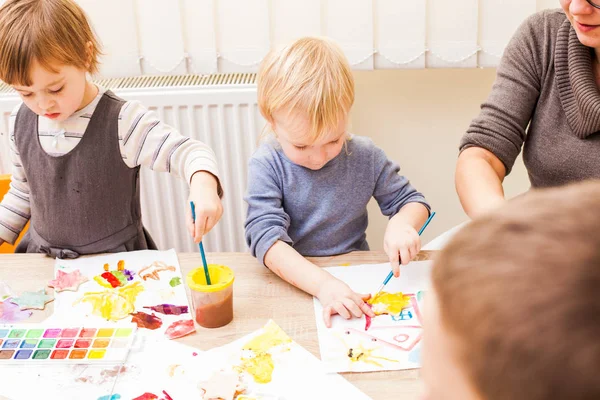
[0,0,102,86]
[257,37,354,142]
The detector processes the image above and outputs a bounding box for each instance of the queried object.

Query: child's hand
[188,171,223,243]
[317,276,375,328]
[384,219,421,278]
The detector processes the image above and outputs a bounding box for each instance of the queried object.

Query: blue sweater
[244,135,430,265]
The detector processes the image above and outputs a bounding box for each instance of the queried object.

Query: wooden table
[0,250,436,400]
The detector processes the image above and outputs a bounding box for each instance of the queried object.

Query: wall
[355,68,530,249]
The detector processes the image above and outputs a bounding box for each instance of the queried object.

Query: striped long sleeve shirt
[0,85,221,244]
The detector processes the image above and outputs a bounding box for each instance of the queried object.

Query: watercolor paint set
[0,323,137,364]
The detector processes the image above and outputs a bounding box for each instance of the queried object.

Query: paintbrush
[373,211,436,299]
[190,201,212,285]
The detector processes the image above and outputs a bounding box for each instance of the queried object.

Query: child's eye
[294,145,307,151]
[49,86,64,94]
[20,93,32,98]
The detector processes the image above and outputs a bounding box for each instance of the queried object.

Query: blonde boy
[245,37,430,326]
[422,180,600,400]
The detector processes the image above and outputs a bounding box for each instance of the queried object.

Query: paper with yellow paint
[313,261,433,373]
[51,249,194,340]
[195,320,371,400]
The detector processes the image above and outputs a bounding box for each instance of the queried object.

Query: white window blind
[12,0,550,76]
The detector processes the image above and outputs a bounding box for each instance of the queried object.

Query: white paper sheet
[53,249,195,341]
[313,261,433,373]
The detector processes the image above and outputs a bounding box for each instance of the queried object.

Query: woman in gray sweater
[456,2,600,217]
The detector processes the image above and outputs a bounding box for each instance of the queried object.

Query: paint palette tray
[0,323,137,364]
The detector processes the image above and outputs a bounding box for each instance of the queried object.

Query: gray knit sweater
[460,9,600,187]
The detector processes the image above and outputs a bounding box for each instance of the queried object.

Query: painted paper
[52,250,195,340]
[313,261,433,373]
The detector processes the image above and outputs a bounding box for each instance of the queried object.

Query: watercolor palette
[0,324,136,364]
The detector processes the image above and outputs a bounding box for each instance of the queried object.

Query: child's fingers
[399,246,411,266]
[333,301,351,320]
[342,298,364,318]
[386,245,401,277]
[360,293,372,302]
[194,215,208,243]
[186,206,195,238]
[357,295,375,317]
[323,306,333,328]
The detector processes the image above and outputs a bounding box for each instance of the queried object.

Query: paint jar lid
[186,264,234,293]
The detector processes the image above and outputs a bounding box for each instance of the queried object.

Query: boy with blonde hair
[0,0,222,257]
[422,180,600,400]
[245,37,430,326]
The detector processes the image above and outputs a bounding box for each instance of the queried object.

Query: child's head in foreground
[422,180,600,400]
[257,36,354,170]
[0,0,100,122]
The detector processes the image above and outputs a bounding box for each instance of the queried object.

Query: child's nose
[37,95,54,111]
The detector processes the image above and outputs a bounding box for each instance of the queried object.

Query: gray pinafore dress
[13,91,157,258]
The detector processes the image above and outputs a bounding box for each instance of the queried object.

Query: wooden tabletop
[0,250,436,400]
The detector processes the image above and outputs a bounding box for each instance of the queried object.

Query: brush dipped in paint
[190,201,212,285]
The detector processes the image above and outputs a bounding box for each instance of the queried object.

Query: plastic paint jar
[186,264,234,329]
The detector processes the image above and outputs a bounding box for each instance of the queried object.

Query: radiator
[0,74,263,253]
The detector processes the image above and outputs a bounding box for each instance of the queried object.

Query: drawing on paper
[313,261,432,373]
[52,250,196,340]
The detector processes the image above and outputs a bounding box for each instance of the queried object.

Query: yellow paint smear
[237,321,292,385]
[238,352,274,384]
[76,281,144,321]
[242,320,292,353]
[347,343,398,367]
[368,291,411,315]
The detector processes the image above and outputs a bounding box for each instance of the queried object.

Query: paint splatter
[368,292,411,316]
[139,261,176,281]
[97,395,121,400]
[169,277,181,287]
[9,289,53,310]
[364,303,373,331]
[131,392,173,400]
[235,321,292,384]
[143,304,188,315]
[94,261,135,288]
[417,291,426,302]
[167,364,183,378]
[131,311,163,330]
[48,269,89,292]
[346,343,398,367]
[76,281,144,321]
[132,394,158,400]
[242,320,292,353]
[239,352,275,384]
[0,298,32,323]
[165,319,195,339]
[0,281,14,300]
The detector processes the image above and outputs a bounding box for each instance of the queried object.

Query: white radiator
[0,74,263,253]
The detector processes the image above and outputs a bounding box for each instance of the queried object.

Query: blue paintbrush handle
[190,201,212,285]
[378,211,436,291]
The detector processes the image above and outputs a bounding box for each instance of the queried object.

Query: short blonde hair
[257,37,354,142]
[0,0,102,86]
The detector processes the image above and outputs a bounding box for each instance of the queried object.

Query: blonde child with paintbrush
[0,0,223,258]
[244,37,431,327]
